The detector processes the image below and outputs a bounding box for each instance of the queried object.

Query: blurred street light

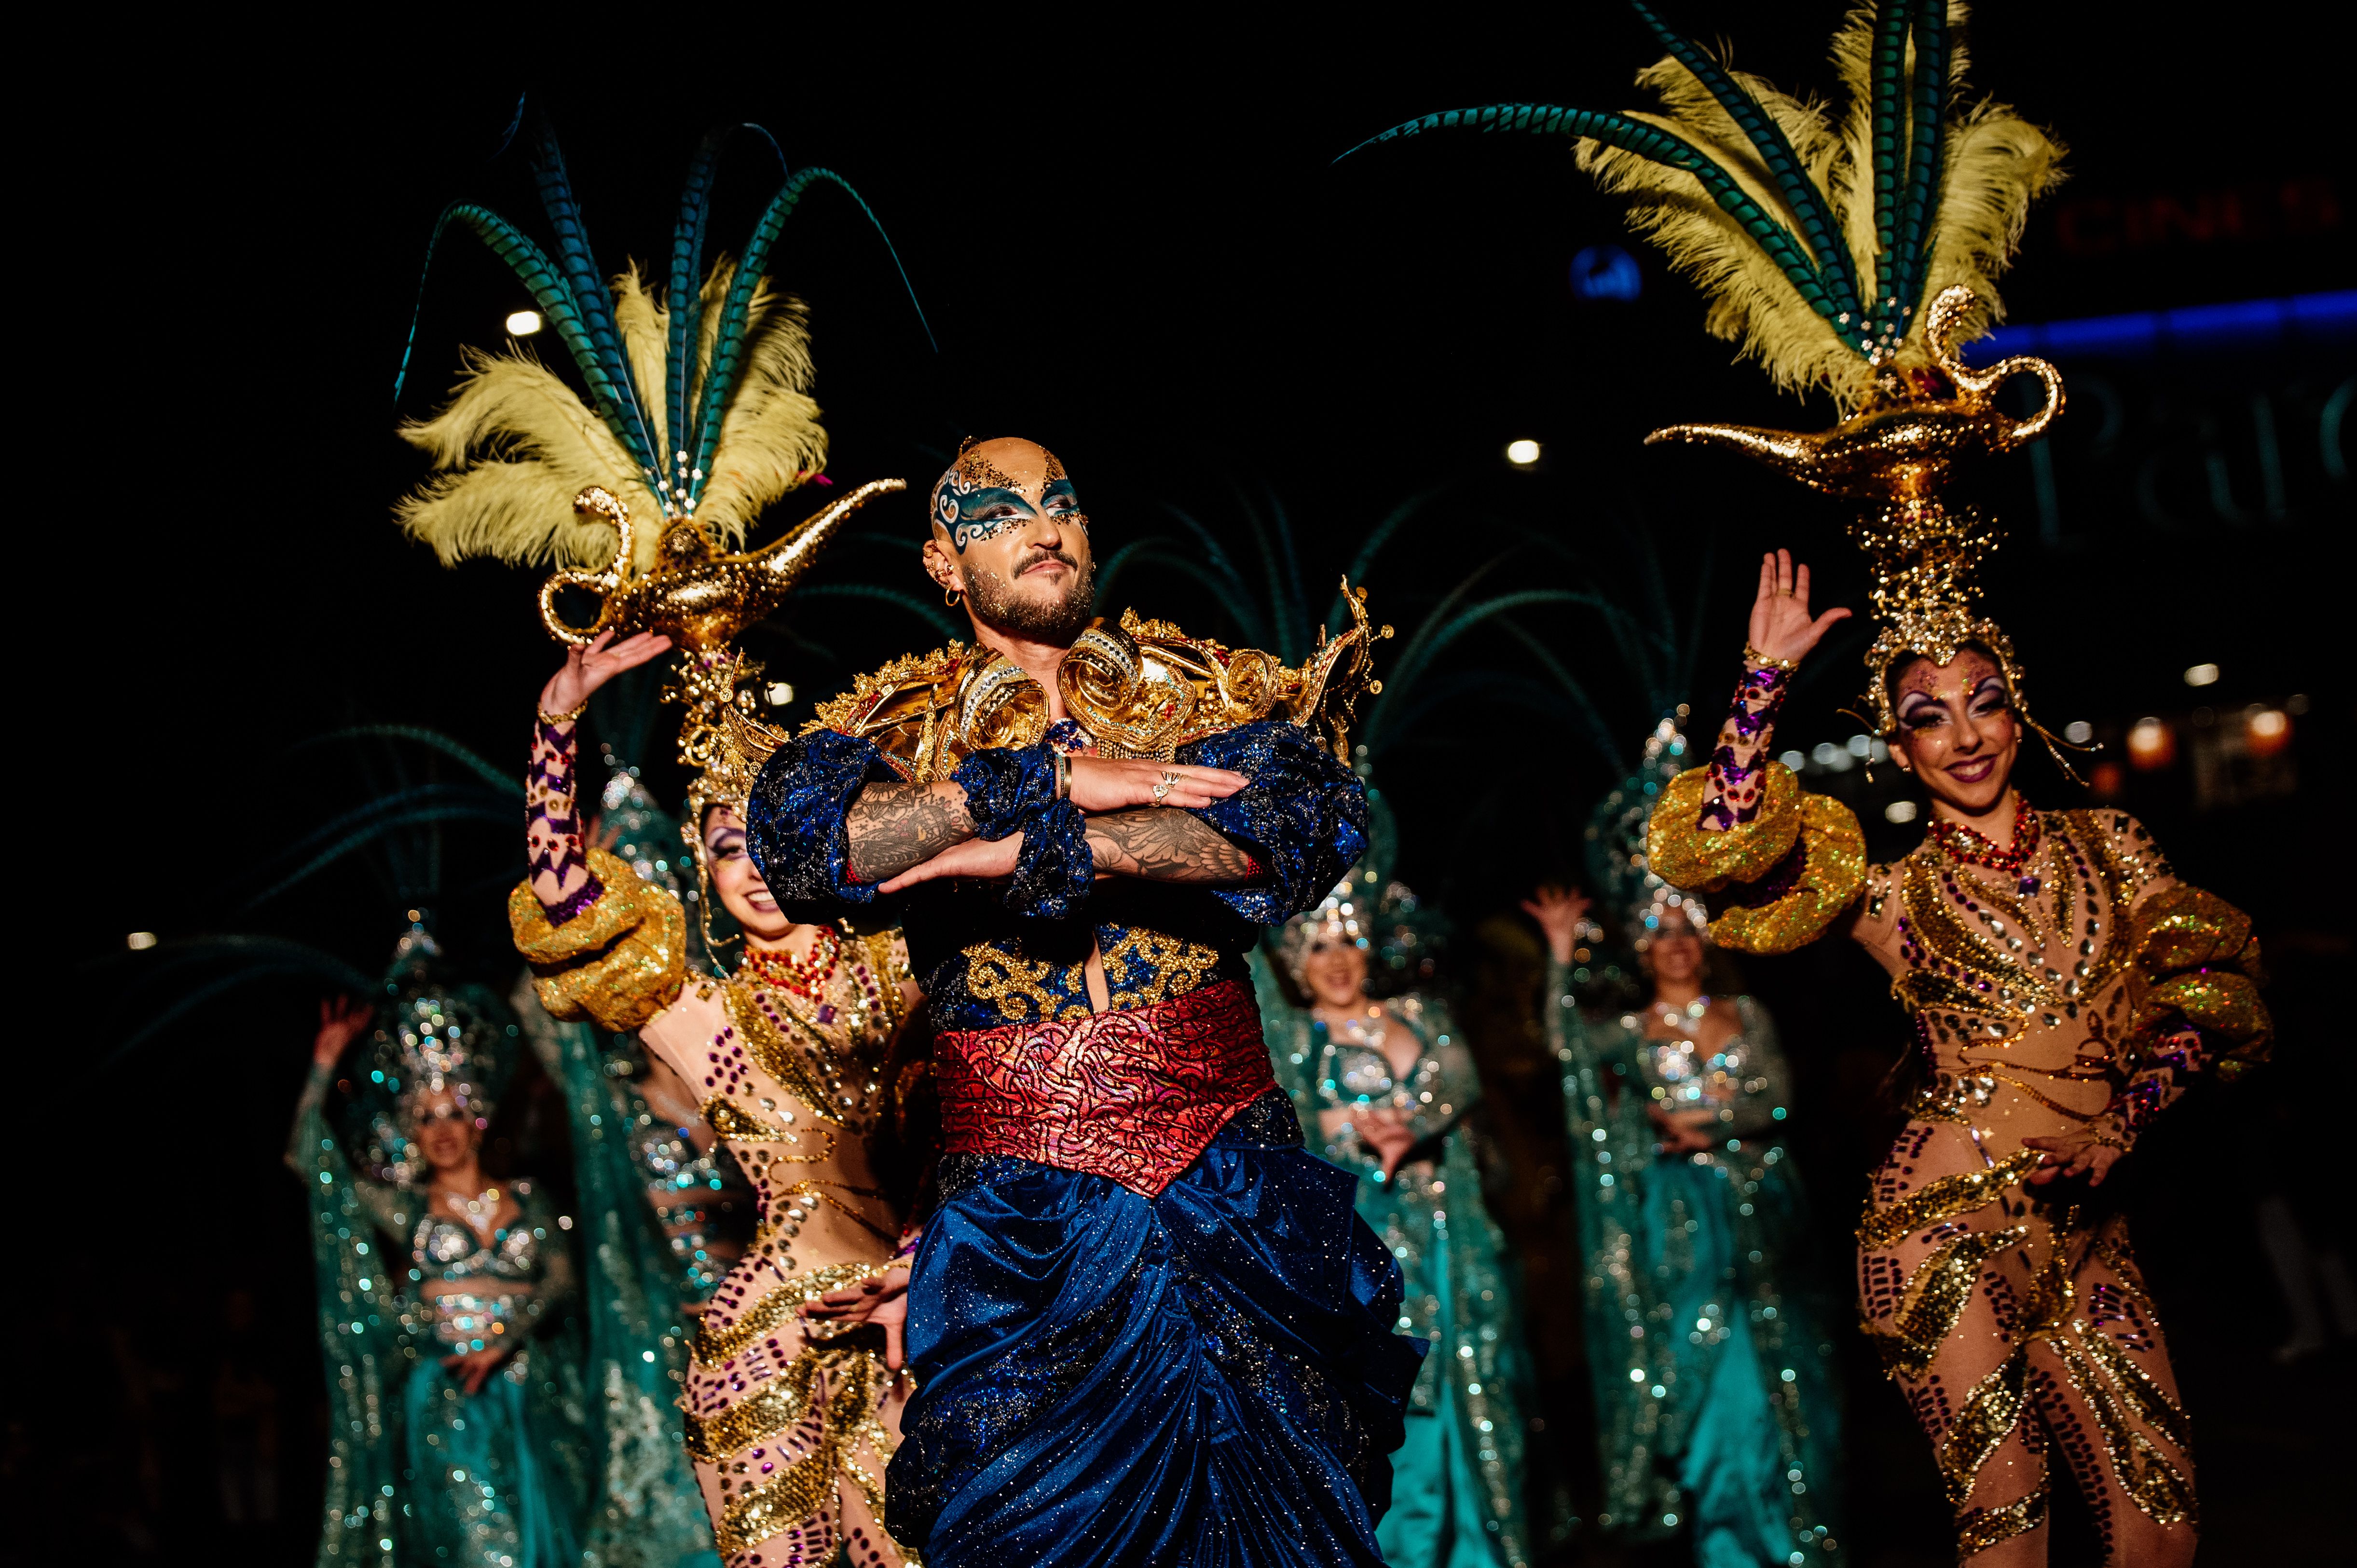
[2126,717,2176,771]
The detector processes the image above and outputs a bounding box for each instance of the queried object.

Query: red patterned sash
[934,979,1279,1196]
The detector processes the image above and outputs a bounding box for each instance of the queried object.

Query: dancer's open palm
[1746,549,1850,667]
[537,628,674,718]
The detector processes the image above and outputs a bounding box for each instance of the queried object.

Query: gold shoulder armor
[807,580,1393,774]
[508,847,689,1032]
[1057,581,1389,763]
[801,641,974,781]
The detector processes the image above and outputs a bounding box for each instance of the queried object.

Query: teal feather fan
[1346,1,2062,410]
[393,118,931,572]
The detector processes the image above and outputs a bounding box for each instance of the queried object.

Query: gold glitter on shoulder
[802,641,975,779]
[803,642,970,736]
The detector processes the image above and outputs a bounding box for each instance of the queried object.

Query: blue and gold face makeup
[931,438,1088,553]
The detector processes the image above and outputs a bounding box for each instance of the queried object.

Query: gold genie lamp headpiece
[1650,285,2072,749]
[1351,3,2077,761]
[392,123,928,814]
[536,479,903,650]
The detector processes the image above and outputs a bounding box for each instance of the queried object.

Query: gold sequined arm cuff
[508,847,689,1031]
[1704,793,1868,956]
[1646,763,1804,893]
[2129,884,2271,1077]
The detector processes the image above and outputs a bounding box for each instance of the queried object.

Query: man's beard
[965,549,1096,642]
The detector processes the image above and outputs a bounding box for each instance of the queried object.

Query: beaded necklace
[739,924,843,1004]
[1927,795,2045,897]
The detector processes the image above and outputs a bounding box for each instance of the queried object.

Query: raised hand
[1067,756,1248,813]
[536,628,674,719]
[1745,549,1850,667]
[1519,884,1594,965]
[313,995,373,1069]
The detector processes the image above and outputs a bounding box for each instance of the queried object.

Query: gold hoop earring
[944,585,962,608]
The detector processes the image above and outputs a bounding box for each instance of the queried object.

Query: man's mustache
[1012,546,1085,577]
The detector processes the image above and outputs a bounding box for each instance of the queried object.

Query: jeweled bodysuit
[1649,657,2268,1562]
[512,712,919,1568]
[655,931,912,1568]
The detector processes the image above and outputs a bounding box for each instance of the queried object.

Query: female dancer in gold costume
[1648,553,2269,1565]
[388,118,946,1565]
[511,630,923,1568]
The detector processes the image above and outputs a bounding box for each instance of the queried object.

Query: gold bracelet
[537,698,589,725]
[1742,644,1798,671]
[1054,751,1072,801]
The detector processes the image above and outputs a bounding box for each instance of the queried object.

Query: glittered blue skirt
[886,1091,1426,1567]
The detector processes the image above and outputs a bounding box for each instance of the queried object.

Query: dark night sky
[71,5,2349,971]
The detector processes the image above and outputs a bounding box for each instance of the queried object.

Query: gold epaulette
[798,582,1389,778]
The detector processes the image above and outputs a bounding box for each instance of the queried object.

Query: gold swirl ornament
[1058,624,1200,758]
[958,655,1052,752]
[1644,286,2062,503]
[537,479,906,650]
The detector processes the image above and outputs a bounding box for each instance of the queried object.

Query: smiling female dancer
[1647,552,2269,1564]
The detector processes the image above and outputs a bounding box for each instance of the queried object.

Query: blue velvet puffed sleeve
[1006,798,1093,919]
[744,729,901,906]
[1176,720,1368,926]
[951,740,1093,918]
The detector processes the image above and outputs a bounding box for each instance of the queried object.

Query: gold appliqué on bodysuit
[1857,1149,2040,1250]
[1864,1225,2028,1378]
[706,1346,901,1559]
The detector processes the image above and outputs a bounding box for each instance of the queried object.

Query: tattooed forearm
[1085,810,1257,884]
[847,781,977,883]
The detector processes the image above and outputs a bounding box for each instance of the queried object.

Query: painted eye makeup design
[1897,693,1946,729]
[951,513,1019,552]
[1968,679,2012,717]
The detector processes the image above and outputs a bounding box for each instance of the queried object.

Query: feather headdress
[1353,3,2083,771]
[392,121,929,817]
[1348,1,2063,412]
[393,122,926,570]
